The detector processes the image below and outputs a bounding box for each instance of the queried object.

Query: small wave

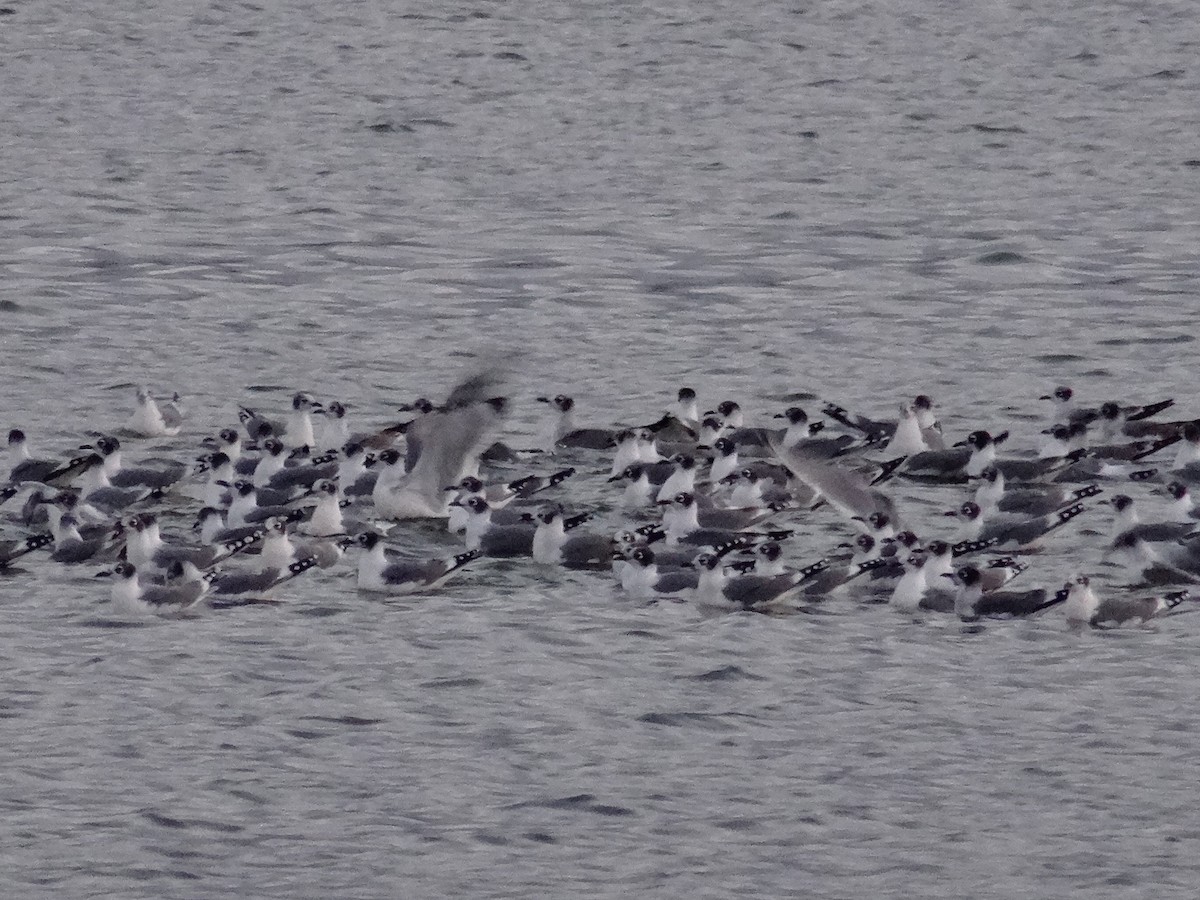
[971,123,1026,134]
[365,121,414,134]
[418,677,484,689]
[301,715,385,726]
[638,711,737,729]
[1033,353,1085,363]
[976,250,1028,265]
[684,664,765,682]
[285,728,329,740]
[1097,333,1193,346]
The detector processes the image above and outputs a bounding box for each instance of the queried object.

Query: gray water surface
[3,1,1200,896]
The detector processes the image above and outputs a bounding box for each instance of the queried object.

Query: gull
[708,437,741,484]
[224,480,303,528]
[670,387,700,432]
[192,506,271,546]
[634,429,667,465]
[1103,494,1197,546]
[84,435,187,490]
[910,395,946,449]
[1162,482,1200,523]
[1106,531,1200,587]
[771,435,902,529]
[531,508,615,570]
[49,514,124,564]
[250,438,293,489]
[393,396,436,469]
[820,401,894,443]
[695,415,726,449]
[43,492,109,532]
[885,403,929,456]
[972,433,1087,483]
[1169,422,1200,474]
[693,551,829,612]
[773,408,860,458]
[1042,386,1174,431]
[188,450,237,508]
[1,531,54,569]
[822,394,942,447]
[238,392,324,449]
[126,511,259,571]
[125,386,184,438]
[637,388,701,444]
[445,472,542,532]
[972,466,1102,518]
[259,516,344,570]
[448,467,576,515]
[707,400,745,432]
[735,541,787,577]
[297,479,350,538]
[655,454,699,503]
[892,550,1029,614]
[315,400,352,451]
[658,491,783,547]
[332,442,377,498]
[353,531,481,593]
[607,463,673,509]
[200,428,246,470]
[374,370,508,519]
[1063,575,1191,627]
[619,545,699,600]
[889,552,935,614]
[71,453,163,515]
[536,394,617,450]
[6,429,71,484]
[459,495,537,558]
[252,436,328,494]
[609,430,645,478]
[110,560,213,615]
[262,444,339,495]
[14,488,54,526]
[717,468,803,509]
[947,500,1088,549]
[458,495,593,558]
[944,566,1068,622]
[209,555,322,600]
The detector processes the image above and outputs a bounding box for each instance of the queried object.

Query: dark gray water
[3,1,1200,896]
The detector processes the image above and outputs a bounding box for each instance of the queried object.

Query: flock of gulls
[5,372,1200,631]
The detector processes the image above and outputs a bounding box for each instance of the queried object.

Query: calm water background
[3,0,1200,896]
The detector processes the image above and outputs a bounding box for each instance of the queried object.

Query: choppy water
[3,0,1200,896]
